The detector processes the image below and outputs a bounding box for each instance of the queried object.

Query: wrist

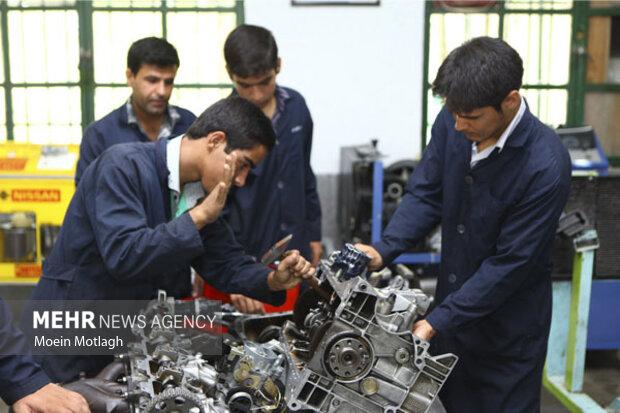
[189,209,207,229]
[267,270,278,291]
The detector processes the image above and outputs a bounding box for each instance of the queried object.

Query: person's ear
[502,90,520,112]
[205,131,227,152]
[126,68,134,86]
[275,58,281,75]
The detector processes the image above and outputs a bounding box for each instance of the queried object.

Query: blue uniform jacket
[26,138,285,382]
[226,87,321,259]
[32,138,284,304]
[0,298,50,405]
[75,104,196,184]
[375,106,571,358]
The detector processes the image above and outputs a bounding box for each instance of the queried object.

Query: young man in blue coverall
[23,97,315,384]
[75,36,196,184]
[357,37,571,412]
[200,24,322,313]
[1,299,89,412]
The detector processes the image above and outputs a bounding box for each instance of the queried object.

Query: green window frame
[421,0,578,151]
[0,0,244,144]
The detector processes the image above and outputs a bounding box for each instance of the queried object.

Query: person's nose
[155,81,167,97]
[248,86,265,103]
[234,168,250,187]
[454,115,467,132]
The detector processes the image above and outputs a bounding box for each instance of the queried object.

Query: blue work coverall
[25,139,285,383]
[75,104,196,184]
[0,298,50,405]
[226,87,321,260]
[374,106,571,412]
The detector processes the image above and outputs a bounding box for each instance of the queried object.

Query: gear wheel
[144,387,206,413]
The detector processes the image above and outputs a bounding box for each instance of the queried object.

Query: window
[422,0,574,148]
[0,0,243,144]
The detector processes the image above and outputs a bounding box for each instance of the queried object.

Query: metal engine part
[122,291,289,413]
[79,245,455,413]
[282,244,458,413]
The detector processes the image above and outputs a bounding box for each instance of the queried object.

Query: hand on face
[268,250,316,291]
[189,153,236,229]
[12,383,90,413]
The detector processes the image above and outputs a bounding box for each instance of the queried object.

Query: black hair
[127,37,180,74]
[186,96,276,152]
[224,24,278,77]
[431,36,523,113]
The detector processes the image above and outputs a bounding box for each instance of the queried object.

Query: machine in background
[338,141,440,293]
[0,143,78,283]
[544,126,620,413]
[557,125,609,175]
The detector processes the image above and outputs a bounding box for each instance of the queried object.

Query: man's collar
[166,134,184,193]
[496,94,526,153]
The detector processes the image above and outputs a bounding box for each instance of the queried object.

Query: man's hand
[309,241,323,266]
[189,153,236,229]
[354,243,384,271]
[412,319,436,341]
[230,294,265,314]
[13,383,90,413]
[268,250,316,291]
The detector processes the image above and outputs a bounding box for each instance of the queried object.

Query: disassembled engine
[280,245,457,413]
[72,245,457,413]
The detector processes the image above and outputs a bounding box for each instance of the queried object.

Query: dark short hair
[127,37,180,74]
[224,24,278,77]
[186,96,276,152]
[431,36,523,113]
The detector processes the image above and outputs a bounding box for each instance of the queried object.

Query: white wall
[245,0,426,174]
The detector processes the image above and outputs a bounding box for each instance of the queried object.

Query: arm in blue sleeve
[91,159,205,281]
[191,218,286,306]
[426,162,570,333]
[0,298,50,405]
[76,125,102,186]
[373,111,447,264]
[302,110,322,241]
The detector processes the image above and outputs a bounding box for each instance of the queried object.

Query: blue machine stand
[544,229,620,412]
[370,160,440,265]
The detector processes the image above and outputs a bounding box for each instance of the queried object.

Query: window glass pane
[172,87,230,116]
[521,88,567,128]
[92,0,161,7]
[505,0,572,10]
[9,10,79,83]
[8,0,75,6]
[93,12,162,83]
[504,14,571,85]
[167,12,235,84]
[94,87,131,120]
[167,0,236,7]
[428,13,499,83]
[12,87,81,144]
[425,89,445,145]
[0,88,6,143]
[584,92,620,157]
